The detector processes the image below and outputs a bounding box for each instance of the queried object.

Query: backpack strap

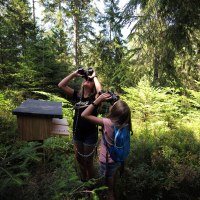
[102,129,108,149]
[102,128,109,179]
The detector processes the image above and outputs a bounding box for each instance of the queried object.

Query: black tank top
[72,91,98,135]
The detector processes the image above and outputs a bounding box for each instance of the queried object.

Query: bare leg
[84,144,96,179]
[106,166,120,200]
[74,142,87,181]
[106,177,115,200]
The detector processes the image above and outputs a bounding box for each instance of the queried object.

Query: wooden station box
[12,99,68,141]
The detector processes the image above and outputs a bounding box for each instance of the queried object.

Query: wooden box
[13,99,64,140]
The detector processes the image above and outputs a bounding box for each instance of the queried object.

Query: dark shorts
[99,162,121,178]
[73,130,98,145]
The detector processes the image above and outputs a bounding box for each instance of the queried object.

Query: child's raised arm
[81,93,111,126]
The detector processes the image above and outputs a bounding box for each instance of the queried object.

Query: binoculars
[78,66,94,81]
[99,90,119,105]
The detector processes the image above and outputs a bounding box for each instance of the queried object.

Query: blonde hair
[107,100,132,131]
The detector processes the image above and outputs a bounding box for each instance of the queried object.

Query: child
[81,93,132,200]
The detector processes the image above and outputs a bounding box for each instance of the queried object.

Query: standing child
[81,93,132,200]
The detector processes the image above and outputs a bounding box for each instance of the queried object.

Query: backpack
[102,125,130,163]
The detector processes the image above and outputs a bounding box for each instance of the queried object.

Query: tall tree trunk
[32,0,35,25]
[109,21,112,41]
[74,0,79,67]
[153,54,160,85]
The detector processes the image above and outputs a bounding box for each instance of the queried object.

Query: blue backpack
[102,125,131,163]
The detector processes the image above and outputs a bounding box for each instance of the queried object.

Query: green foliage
[1,83,200,199]
[122,79,200,131]
[0,141,42,199]
[30,153,80,200]
[116,80,200,199]
[0,90,24,144]
[43,136,73,155]
[122,126,200,200]
[0,0,37,89]
[122,0,200,89]
[90,36,128,91]
[0,0,200,198]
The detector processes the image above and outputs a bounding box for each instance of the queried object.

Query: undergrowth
[0,81,200,200]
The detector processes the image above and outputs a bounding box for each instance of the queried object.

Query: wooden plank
[52,118,67,125]
[51,124,69,136]
[17,116,52,140]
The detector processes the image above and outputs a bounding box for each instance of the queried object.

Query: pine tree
[121,0,200,89]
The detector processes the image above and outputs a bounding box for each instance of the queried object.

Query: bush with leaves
[116,80,200,200]
[0,141,43,200]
